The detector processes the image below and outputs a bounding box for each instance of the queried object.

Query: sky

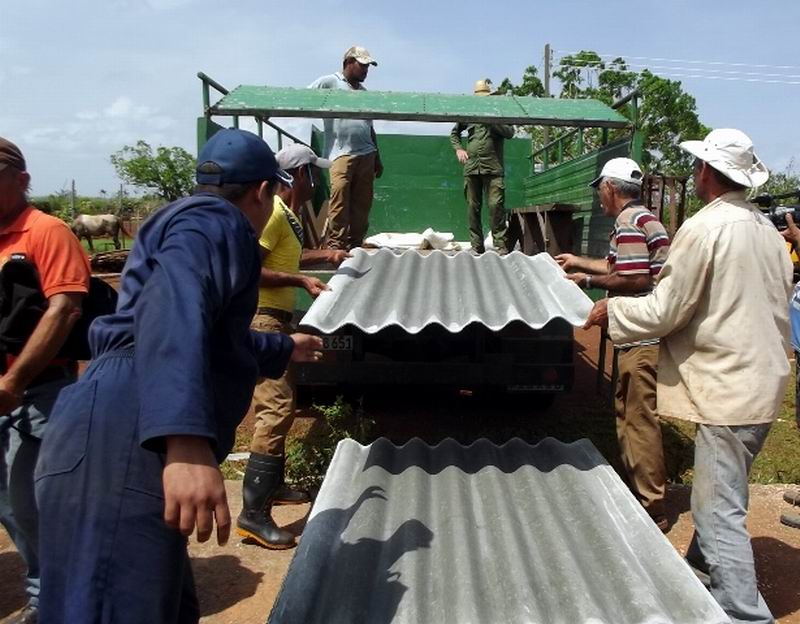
[2,0,799,196]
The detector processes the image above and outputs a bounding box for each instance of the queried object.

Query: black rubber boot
[273,457,310,505]
[237,453,295,549]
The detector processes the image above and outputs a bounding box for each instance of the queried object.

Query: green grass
[80,237,131,253]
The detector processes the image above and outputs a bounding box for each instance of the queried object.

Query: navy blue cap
[196,128,293,187]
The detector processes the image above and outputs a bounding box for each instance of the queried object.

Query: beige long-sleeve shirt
[608,191,793,426]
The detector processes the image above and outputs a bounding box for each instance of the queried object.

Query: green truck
[196,73,639,398]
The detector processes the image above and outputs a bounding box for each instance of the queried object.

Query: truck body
[197,76,633,396]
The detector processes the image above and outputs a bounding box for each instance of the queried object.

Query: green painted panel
[212,85,630,128]
[519,137,632,257]
[196,116,225,152]
[362,134,531,240]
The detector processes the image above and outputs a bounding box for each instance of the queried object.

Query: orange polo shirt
[0,205,91,298]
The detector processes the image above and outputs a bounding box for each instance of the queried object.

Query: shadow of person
[191,553,264,617]
[0,551,27,619]
[752,535,800,620]
[269,486,435,624]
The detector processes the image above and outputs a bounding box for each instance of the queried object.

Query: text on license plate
[321,335,353,351]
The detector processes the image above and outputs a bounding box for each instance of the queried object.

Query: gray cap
[276,144,332,171]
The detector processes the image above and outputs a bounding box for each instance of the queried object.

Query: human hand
[303,276,329,298]
[565,272,588,287]
[289,333,324,362]
[375,158,384,179]
[554,253,579,271]
[327,250,351,267]
[0,378,23,414]
[782,213,800,248]
[583,299,609,330]
[456,149,469,165]
[163,436,230,545]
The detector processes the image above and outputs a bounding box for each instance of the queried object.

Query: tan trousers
[615,344,667,518]
[250,313,294,457]
[326,152,376,250]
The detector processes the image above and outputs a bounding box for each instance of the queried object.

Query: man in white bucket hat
[585,129,792,624]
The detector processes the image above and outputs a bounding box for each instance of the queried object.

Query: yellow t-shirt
[257,196,303,311]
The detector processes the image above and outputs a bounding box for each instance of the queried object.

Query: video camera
[752,189,800,230]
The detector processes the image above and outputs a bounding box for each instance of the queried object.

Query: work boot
[781,513,800,529]
[273,457,310,505]
[237,453,295,549]
[783,488,800,506]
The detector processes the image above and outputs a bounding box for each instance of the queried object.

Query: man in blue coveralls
[34,128,323,623]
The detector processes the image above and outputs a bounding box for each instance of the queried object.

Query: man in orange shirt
[0,137,90,624]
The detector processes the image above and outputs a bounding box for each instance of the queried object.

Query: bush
[285,396,375,490]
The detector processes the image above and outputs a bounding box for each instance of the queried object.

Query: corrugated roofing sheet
[299,249,594,334]
[269,438,729,624]
[211,85,630,128]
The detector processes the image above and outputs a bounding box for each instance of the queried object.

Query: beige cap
[344,46,377,66]
[680,128,769,188]
[474,79,492,96]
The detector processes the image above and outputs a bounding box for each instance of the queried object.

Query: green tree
[762,159,800,198]
[110,141,195,201]
[500,50,709,174]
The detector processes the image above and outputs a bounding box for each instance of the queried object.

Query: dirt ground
[3,484,797,623]
[2,327,799,622]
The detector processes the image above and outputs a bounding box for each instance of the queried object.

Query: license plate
[321,335,353,351]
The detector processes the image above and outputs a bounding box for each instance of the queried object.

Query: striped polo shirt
[608,203,670,348]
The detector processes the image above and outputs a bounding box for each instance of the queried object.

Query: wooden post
[71,180,76,218]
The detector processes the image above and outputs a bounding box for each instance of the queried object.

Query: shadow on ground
[0,551,26,619]
[754,535,800,620]
[193,554,263,617]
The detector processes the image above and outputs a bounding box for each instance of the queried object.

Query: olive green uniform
[450,122,515,252]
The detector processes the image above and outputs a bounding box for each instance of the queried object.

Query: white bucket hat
[680,128,769,188]
[589,157,643,188]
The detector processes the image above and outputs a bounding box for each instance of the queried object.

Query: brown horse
[71,214,131,252]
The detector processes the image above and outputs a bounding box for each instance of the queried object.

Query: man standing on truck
[450,79,515,255]
[35,129,323,621]
[309,46,384,251]
[0,137,91,624]
[556,157,670,531]
[237,143,349,549]
[585,129,789,624]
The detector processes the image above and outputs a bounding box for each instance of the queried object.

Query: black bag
[0,258,118,362]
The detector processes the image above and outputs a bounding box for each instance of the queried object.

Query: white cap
[680,128,768,188]
[589,157,644,188]
[275,144,332,171]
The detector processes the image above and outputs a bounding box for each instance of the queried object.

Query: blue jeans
[687,423,774,624]
[0,375,71,609]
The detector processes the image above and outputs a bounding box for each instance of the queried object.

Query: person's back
[651,191,791,424]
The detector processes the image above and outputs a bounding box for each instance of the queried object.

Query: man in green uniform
[450,79,515,254]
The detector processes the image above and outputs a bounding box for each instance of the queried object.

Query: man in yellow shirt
[238,144,348,549]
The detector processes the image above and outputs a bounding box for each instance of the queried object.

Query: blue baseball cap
[196,128,293,187]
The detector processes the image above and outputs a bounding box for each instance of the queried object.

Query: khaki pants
[464,174,508,252]
[326,152,376,250]
[615,344,667,519]
[250,313,294,457]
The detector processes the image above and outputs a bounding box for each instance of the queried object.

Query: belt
[256,307,293,324]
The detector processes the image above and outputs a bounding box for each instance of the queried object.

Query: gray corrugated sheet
[299,249,594,334]
[269,438,729,624]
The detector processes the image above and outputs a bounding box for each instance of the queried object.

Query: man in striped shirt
[556,157,671,531]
